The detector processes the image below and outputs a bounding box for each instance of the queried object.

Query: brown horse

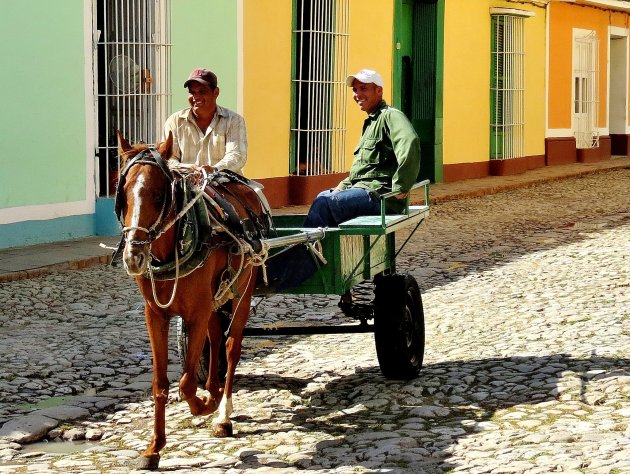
[116,132,267,470]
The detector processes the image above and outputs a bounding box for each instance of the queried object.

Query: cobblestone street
[0,169,629,473]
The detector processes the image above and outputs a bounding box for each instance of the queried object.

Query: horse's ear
[117,130,133,156]
[158,131,173,160]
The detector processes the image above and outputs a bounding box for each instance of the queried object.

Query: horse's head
[116,131,175,276]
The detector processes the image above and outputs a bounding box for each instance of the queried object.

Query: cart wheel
[373,273,425,379]
[176,316,228,386]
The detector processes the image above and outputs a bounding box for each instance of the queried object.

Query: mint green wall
[170,0,238,112]
[0,0,88,208]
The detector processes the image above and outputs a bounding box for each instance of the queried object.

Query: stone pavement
[0,159,628,473]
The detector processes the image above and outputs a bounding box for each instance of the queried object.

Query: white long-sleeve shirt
[163,105,247,175]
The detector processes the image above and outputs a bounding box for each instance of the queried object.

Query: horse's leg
[178,315,221,416]
[212,267,256,437]
[204,309,224,402]
[138,307,170,470]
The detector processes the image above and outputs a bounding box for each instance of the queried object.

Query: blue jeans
[303,188,381,227]
[258,188,379,292]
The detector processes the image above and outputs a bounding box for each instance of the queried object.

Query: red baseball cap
[184,68,218,89]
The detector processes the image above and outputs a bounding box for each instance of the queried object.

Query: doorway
[394,0,443,183]
[609,32,628,154]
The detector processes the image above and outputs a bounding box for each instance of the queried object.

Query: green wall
[170,0,238,112]
[0,0,88,208]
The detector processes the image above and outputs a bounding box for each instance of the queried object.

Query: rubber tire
[373,273,425,379]
[176,316,227,386]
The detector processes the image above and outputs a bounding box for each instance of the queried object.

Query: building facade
[0,0,626,250]
[547,0,630,164]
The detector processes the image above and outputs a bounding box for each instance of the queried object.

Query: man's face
[188,82,219,116]
[352,80,383,114]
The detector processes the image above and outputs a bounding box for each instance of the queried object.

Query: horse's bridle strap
[117,148,176,245]
[122,225,153,246]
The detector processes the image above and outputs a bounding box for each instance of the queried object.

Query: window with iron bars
[573,31,599,149]
[291,0,350,176]
[490,14,525,160]
[95,0,171,196]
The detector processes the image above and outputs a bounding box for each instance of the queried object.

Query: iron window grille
[490,14,525,161]
[291,0,350,176]
[94,0,171,196]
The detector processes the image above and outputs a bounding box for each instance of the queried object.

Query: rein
[116,148,271,311]
[116,148,211,308]
[117,148,210,246]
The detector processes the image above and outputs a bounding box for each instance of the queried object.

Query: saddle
[149,169,272,280]
[112,163,272,281]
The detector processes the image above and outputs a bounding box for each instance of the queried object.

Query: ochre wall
[523,4,547,158]
[442,0,546,165]
[242,0,395,180]
[548,3,611,131]
[242,1,293,179]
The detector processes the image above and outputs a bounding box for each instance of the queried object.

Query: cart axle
[243,322,374,336]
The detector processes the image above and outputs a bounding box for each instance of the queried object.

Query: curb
[1,160,628,284]
[0,255,112,284]
[424,160,630,204]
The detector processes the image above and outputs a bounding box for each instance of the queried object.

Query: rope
[206,206,271,310]
[139,165,208,309]
[249,241,270,285]
[159,166,210,236]
[222,264,256,337]
[122,162,269,312]
[146,235,180,309]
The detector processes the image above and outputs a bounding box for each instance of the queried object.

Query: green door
[394,0,444,183]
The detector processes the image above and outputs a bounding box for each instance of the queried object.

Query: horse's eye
[153,193,165,204]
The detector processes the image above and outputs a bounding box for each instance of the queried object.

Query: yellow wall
[443,0,546,165]
[344,0,395,170]
[548,3,612,131]
[443,1,490,165]
[242,1,293,179]
[242,0,395,179]
[524,4,547,157]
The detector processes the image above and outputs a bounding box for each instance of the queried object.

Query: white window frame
[572,28,600,149]
[490,9,531,160]
[291,0,350,176]
[94,0,172,196]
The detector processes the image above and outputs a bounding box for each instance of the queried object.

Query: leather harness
[111,148,272,280]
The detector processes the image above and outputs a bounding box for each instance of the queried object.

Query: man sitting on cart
[261,69,421,293]
[303,68,421,227]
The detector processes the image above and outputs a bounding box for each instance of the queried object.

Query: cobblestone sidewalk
[0,169,628,473]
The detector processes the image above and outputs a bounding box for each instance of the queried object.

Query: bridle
[115,147,177,247]
[114,147,213,309]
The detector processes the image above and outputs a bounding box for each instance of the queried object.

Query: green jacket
[338,101,421,198]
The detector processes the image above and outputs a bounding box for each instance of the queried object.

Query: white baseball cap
[346,69,384,87]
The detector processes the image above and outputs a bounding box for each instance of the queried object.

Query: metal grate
[291,0,350,176]
[573,32,599,149]
[94,0,171,196]
[490,14,525,160]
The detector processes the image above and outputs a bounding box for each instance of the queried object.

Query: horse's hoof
[212,422,233,437]
[136,453,160,470]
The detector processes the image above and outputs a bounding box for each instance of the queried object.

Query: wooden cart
[178,180,430,379]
